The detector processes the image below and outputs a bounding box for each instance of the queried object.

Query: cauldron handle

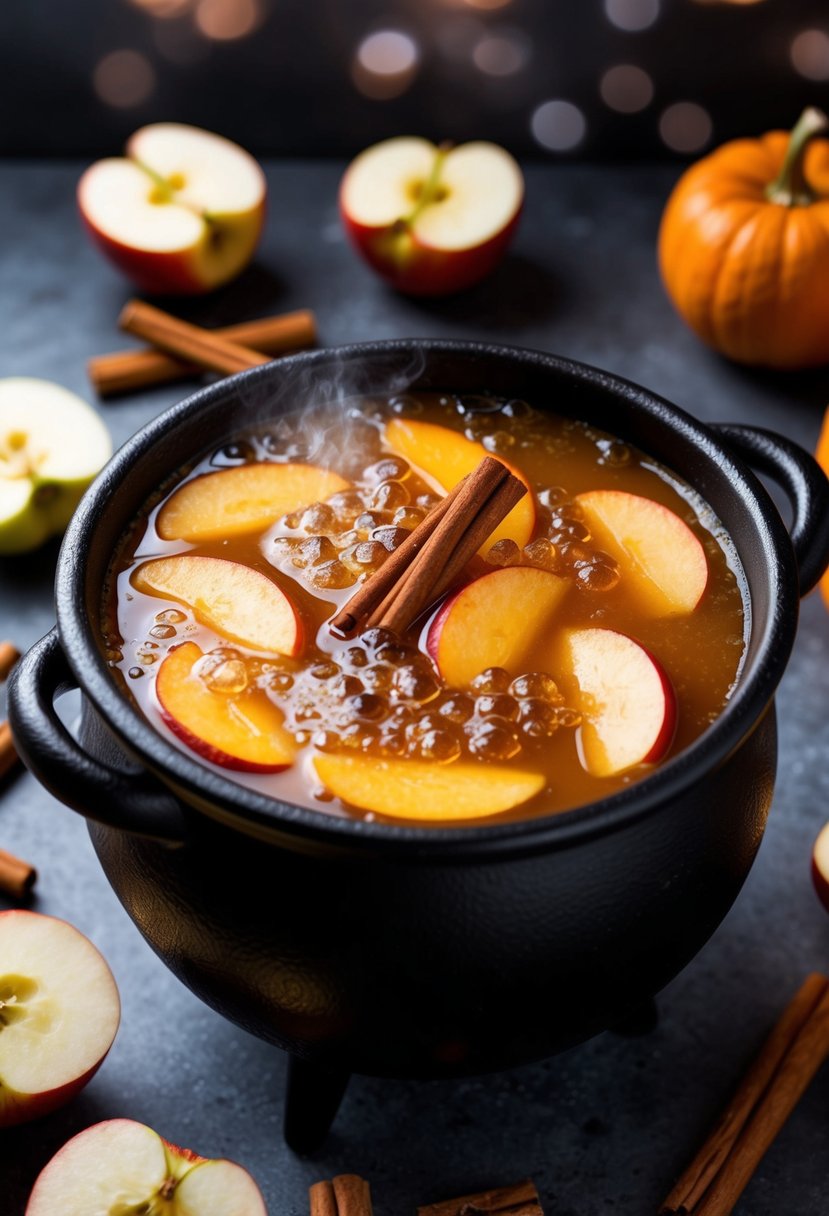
[8,628,187,846]
[711,422,829,596]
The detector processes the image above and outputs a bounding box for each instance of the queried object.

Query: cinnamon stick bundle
[419,1180,543,1216]
[0,848,36,900]
[119,300,272,376]
[661,972,829,1216]
[90,309,316,396]
[309,1175,372,1216]
[0,721,18,783]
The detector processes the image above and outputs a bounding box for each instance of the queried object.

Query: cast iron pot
[9,341,829,1151]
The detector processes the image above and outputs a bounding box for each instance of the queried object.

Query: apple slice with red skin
[556,628,677,778]
[156,461,352,543]
[427,566,569,688]
[812,822,829,912]
[156,641,295,773]
[340,137,524,296]
[26,1118,267,1216]
[77,123,267,295]
[314,752,544,822]
[575,490,708,616]
[133,555,303,656]
[384,417,535,549]
[0,911,120,1129]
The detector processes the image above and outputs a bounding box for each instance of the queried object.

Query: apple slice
[26,1119,267,1216]
[340,137,523,296]
[427,566,569,687]
[575,490,708,616]
[0,910,120,1129]
[812,822,829,912]
[156,641,295,772]
[0,378,111,555]
[156,461,352,542]
[133,555,303,656]
[384,417,534,548]
[77,123,266,295]
[556,628,676,778]
[314,752,544,821]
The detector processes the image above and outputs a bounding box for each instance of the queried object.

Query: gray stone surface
[1,161,829,1215]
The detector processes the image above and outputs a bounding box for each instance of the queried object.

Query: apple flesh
[0,378,111,555]
[156,641,296,773]
[556,628,677,778]
[340,137,524,296]
[77,123,266,294]
[384,417,535,549]
[314,752,544,821]
[26,1118,267,1216]
[0,910,120,1129]
[427,566,569,688]
[132,555,303,656]
[812,822,829,912]
[575,489,708,616]
[156,461,351,543]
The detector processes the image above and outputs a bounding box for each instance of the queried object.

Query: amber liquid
[102,392,746,826]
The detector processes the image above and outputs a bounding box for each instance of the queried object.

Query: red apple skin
[158,705,293,775]
[425,585,464,667]
[636,646,678,765]
[77,198,267,296]
[339,196,522,297]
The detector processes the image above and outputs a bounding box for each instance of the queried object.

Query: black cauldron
[9,341,829,1151]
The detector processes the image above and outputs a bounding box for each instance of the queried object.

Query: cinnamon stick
[661,973,829,1216]
[119,300,271,376]
[0,847,36,900]
[309,1176,371,1216]
[0,642,19,682]
[419,1180,543,1216]
[0,721,19,782]
[90,309,317,396]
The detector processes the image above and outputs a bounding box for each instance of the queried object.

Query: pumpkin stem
[766,106,829,207]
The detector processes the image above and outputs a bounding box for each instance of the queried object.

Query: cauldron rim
[56,338,798,855]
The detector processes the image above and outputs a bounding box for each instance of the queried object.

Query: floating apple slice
[26,1118,267,1216]
[427,566,569,687]
[812,822,829,912]
[575,490,708,616]
[156,462,352,543]
[133,555,303,656]
[0,910,120,1129]
[384,417,534,548]
[0,378,111,555]
[314,752,544,821]
[556,628,677,778]
[340,137,523,296]
[77,123,267,295]
[156,641,295,773]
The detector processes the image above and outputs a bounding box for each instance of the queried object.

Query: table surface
[1,160,828,1216]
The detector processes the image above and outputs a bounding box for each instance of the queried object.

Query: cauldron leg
[609,996,659,1037]
[283,1056,351,1153]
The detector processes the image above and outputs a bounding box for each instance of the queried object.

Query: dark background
[5,0,829,159]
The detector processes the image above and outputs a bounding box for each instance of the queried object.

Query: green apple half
[0,378,111,555]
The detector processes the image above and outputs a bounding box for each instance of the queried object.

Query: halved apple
[556,627,677,778]
[156,641,295,772]
[314,752,544,821]
[156,462,352,542]
[0,910,120,1129]
[77,123,267,295]
[427,566,569,687]
[812,822,829,913]
[575,490,708,616]
[133,555,303,656]
[384,417,534,548]
[340,137,523,296]
[26,1119,267,1216]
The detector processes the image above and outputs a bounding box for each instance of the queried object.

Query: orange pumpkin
[816,407,829,611]
[659,108,829,369]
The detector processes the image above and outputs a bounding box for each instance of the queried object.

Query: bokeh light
[93,50,156,107]
[128,0,193,17]
[352,30,420,100]
[659,102,713,153]
[195,0,261,41]
[462,0,513,10]
[604,0,660,32]
[531,100,587,152]
[600,64,654,112]
[791,30,829,81]
[153,16,210,63]
[473,31,531,76]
